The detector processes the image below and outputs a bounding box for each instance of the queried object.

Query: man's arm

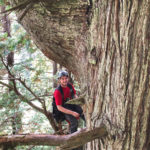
[57,105,79,118]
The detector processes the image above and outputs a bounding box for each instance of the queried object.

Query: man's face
[59,76,68,87]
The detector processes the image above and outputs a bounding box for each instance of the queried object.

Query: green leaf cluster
[0,13,54,138]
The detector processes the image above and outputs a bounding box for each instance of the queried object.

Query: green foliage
[0,0,4,5]
[0,90,23,134]
[0,13,54,137]
[0,0,11,6]
[16,145,56,150]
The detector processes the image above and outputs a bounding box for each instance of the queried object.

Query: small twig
[15,77,45,106]
[0,116,14,127]
[0,54,8,70]
[1,0,35,13]
[0,80,14,90]
[0,80,44,114]
[42,98,48,115]
[18,2,34,22]
[1,0,40,21]
[53,127,68,135]
[29,94,52,101]
[0,77,20,80]
[27,145,35,150]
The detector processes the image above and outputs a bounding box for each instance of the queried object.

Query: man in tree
[53,70,85,134]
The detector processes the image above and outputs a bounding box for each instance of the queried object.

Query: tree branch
[0,116,14,128]
[0,79,59,132]
[0,80,44,114]
[18,2,34,22]
[0,55,59,132]
[66,93,86,105]
[1,0,38,13]
[29,94,52,101]
[0,54,45,110]
[0,81,14,90]
[15,78,58,132]
[17,77,44,104]
[0,125,107,149]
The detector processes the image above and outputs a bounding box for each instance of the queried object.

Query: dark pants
[63,104,85,150]
[63,104,85,133]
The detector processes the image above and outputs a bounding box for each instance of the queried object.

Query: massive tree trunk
[6,0,150,149]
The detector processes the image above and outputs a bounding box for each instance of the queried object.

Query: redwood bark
[6,0,150,149]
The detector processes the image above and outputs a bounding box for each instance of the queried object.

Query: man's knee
[74,105,83,115]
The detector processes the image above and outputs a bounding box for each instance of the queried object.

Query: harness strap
[67,83,74,99]
[57,85,64,103]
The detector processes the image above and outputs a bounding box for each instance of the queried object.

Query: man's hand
[72,112,80,118]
